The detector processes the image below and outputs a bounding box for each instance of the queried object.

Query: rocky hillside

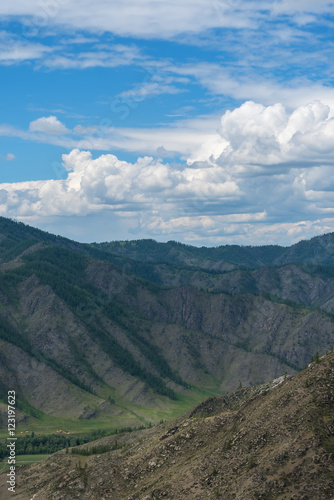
[4,351,333,499]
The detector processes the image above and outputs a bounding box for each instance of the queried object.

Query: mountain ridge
[91,230,334,268]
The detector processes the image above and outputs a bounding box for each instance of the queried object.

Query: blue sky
[1,1,334,246]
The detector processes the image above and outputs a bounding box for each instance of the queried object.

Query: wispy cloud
[0,4,333,114]
[0,113,223,158]
[40,44,143,69]
[0,30,52,64]
[117,76,189,103]
[164,61,334,113]
[0,1,257,39]
[1,1,333,39]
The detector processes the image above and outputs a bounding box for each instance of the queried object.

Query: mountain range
[0,217,333,433]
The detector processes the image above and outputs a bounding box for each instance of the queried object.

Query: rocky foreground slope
[3,351,333,500]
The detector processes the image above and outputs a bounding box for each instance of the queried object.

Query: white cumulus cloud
[2,100,334,246]
[215,100,334,169]
[0,148,240,219]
